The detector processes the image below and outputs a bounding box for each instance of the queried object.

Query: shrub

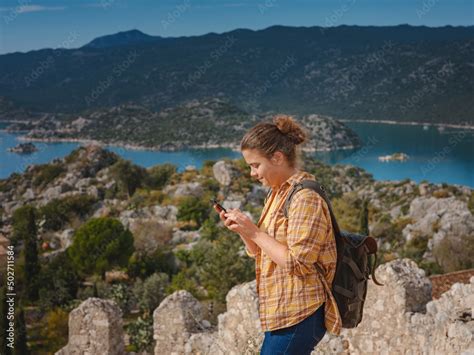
[127,249,177,279]
[433,189,450,199]
[468,192,474,214]
[39,194,97,231]
[167,268,206,300]
[188,231,255,303]
[331,193,361,233]
[400,235,429,265]
[200,160,217,177]
[109,283,135,314]
[145,163,177,189]
[201,178,220,194]
[68,217,135,276]
[180,230,255,302]
[109,159,146,197]
[126,315,154,353]
[131,220,173,253]
[128,189,165,209]
[33,164,65,187]
[199,217,221,242]
[177,196,210,228]
[181,169,199,183]
[133,273,170,313]
[39,308,69,353]
[433,235,474,273]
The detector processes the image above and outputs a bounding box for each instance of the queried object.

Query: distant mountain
[0,25,473,124]
[83,29,163,49]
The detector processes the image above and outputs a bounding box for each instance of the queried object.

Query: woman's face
[242,149,283,188]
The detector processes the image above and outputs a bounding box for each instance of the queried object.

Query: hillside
[0,145,472,352]
[0,25,473,124]
[5,98,362,152]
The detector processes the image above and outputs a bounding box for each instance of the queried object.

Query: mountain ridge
[0,25,472,124]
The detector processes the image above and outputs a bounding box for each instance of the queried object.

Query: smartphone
[210,198,227,213]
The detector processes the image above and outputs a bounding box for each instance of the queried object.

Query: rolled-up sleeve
[245,246,257,259]
[284,189,330,277]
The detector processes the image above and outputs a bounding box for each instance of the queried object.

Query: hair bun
[273,115,307,145]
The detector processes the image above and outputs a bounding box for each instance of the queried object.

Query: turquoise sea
[1,121,473,187]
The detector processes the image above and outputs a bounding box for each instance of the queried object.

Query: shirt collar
[275,170,312,193]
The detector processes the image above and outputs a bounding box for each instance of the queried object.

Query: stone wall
[312,259,474,354]
[58,259,474,354]
[55,298,125,355]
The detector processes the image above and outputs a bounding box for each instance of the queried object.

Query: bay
[1,121,473,187]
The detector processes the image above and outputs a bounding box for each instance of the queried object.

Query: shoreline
[2,118,474,130]
[1,117,471,155]
[11,135,359,153]
[338,119,474,130]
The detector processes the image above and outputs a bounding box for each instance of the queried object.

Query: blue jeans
[260,304,326,355]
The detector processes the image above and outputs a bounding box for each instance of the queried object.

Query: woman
[216,115,342,354]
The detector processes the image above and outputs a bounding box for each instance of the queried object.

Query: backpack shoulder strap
[263,187,273,205]
[283,179,341,237]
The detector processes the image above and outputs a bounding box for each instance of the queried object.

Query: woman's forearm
[252,231,288,268]
[239,233,260,254]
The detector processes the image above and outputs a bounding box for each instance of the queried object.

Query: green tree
[359,199,369,235]
[38,253,79,310]
[12,206,40,300]
[191,230,254,303]
[109,160,146,197]
[68,217,135,276]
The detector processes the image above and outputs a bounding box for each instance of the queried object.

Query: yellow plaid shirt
[245,170,342,335]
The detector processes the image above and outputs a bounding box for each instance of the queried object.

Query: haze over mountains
[0,25,473,124]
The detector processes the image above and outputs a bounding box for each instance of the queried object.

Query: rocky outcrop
[163,182,204,199]
[403,196,474,252]
[213,161,240,187]
[55,298,125,355]
[153,290,208,355]
[118,205,178,229]
[300,114,362,152]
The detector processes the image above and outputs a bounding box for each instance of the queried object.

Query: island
[6,98,363,153]
[7,142,38,154]
[378,153,409,162]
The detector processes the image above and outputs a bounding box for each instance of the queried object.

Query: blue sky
[0,0,472,54]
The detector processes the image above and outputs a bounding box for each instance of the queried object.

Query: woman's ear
[271,151,284,165]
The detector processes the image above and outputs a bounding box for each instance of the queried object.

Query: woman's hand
[222,208,260,240]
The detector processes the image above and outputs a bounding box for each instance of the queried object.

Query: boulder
[212,161,239,187]
[55,298,125,355]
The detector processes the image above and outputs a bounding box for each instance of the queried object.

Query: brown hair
[240,114,308,168]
